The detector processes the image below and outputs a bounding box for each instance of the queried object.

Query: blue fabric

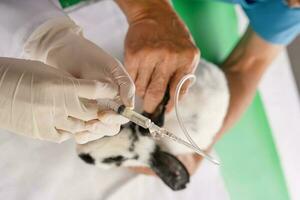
[217,0,300,44]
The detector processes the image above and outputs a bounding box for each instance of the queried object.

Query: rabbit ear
[142,88,170,127]
[150,149,190,191]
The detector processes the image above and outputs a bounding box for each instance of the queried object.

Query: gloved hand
[0,57,121,143]
[24,17,135,144]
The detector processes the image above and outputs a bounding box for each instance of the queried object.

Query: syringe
[97,99,220,165]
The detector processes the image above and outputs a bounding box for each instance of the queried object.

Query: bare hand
[123,0,200,112]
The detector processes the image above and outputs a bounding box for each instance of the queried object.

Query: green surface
[172,0,239,64]
[59,0,85,9]
[216,95,290,200]
[172,0,290,199]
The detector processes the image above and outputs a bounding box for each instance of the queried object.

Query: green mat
[171,0,290,199]
[59,0,83,9]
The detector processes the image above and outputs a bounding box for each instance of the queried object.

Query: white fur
[77,128,156,168]
[158,60,229,155]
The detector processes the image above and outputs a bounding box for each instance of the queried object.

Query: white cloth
[0,1,230,199]
[0,0,65,57]
[259,51,300,200]
[0,131,136,200]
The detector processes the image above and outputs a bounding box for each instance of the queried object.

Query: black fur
[79,153,95,165]
[128,123,139,152]
[138,89,170,134]
[102,156,127,167]
[150,147,190,191]
[117,105,126,114]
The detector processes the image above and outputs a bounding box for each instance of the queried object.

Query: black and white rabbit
[77,60,229,191]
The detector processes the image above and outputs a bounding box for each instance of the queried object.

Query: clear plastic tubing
[173,74,220,165]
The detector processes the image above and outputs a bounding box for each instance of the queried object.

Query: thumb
[75,79,118,100]
[110,60,135,108]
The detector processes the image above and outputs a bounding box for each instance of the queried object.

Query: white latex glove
[24,17,135,144]
[0,57,121,143]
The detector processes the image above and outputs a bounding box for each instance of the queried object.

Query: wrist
[24,17,81,62]
[115,0,176,24]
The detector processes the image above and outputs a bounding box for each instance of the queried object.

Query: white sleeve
[0,0,65,57]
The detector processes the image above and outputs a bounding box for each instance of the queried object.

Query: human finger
[143,65,172,113]
[98,110,129,125]
[109,60,135,108]
[66,78,118,121]
[55,116,87,133]
[124,52,140,82]
[134,57,156,98]
[166,70,192,112]
[75,123,120,144]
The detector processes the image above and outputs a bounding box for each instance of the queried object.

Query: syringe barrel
[119,106,152,129]
[97,99,152,129]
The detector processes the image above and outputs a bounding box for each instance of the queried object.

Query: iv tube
[173,74,220,165]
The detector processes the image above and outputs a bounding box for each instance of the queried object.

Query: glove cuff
[23,16,82,63]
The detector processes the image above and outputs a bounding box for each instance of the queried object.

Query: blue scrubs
[218,0,300,45]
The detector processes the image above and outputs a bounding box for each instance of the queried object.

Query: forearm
[218,59,269,136]
[215,28,283,140]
